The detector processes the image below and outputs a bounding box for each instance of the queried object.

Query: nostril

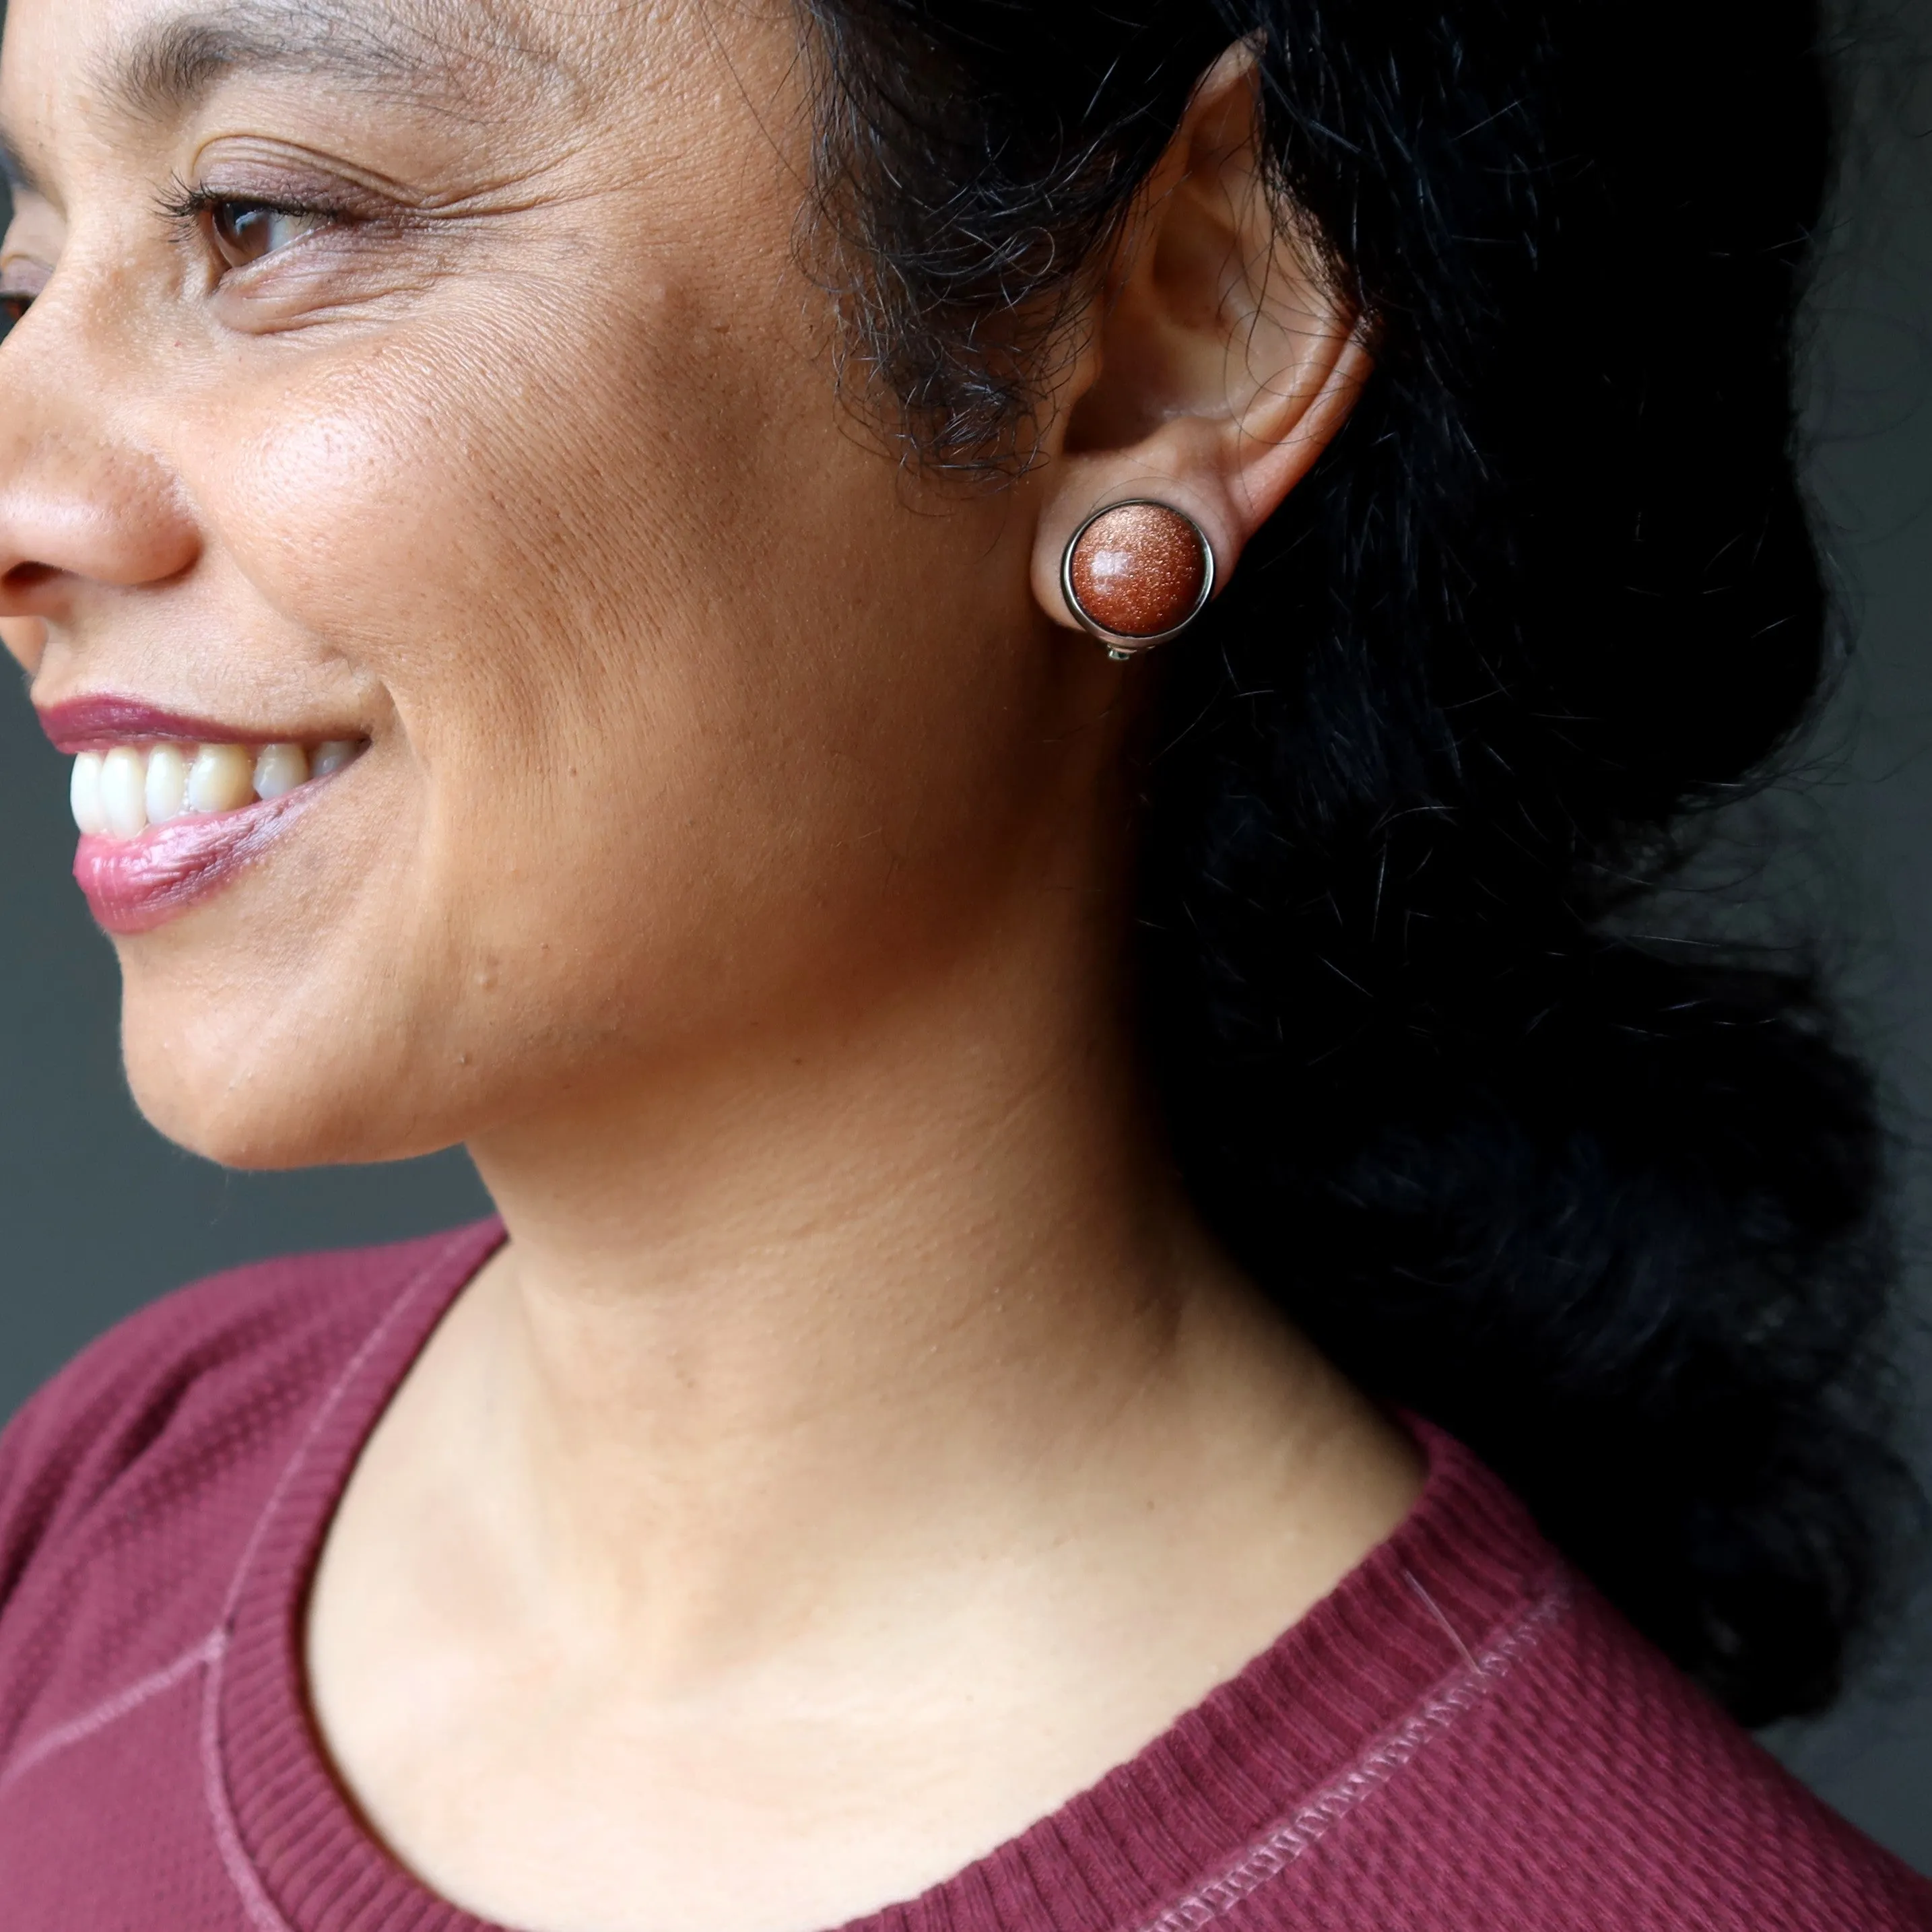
[2,562,57,596]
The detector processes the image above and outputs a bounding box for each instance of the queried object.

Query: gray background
[1,0,1928,1877]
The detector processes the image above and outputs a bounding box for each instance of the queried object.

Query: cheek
[164,301,881,1042]
[195,302,705,807]
[213,273,791,678]
[207,336,560,682]
[136,242,1065,1165]
[189,277,993,886]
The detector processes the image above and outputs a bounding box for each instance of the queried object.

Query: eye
[204,199,327,271]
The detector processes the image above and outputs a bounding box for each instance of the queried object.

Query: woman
[0,0,1923,1924]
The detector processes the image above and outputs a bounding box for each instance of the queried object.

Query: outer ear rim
[1026,52,1372,644]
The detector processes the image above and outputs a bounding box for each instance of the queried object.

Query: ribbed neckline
[215,1221,1565,1932]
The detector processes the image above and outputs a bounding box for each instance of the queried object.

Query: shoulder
[0,1222,498,1743]
[1104,1425,1931,1931]
[0,1226,492,1588]
[1445,1584,1931,1926]
[1358,1440,1932,1930]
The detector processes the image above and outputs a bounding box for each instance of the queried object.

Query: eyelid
[179,139,425,215]
[156,174,384,290]
[160,176,356,231]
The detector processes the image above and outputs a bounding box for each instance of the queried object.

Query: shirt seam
[212,1230,477,1630]
[0,1630,223,1795]
[201,1628,295,1932]
[1130,1574,1576,1932]
[0,1230,476,1818]
[203,1228,481,1929]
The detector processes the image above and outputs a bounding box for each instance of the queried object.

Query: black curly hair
[796,0,1913,1725]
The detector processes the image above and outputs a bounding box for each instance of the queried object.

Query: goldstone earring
[1059,500,1216,661]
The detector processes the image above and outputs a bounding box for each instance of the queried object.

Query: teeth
[145,744,189,826]
[71,752,106,837]
[253,742,309,799]
[187,743,255,815]
[312,740,359,778]
[69,737,364,839]
[102,747,149,839]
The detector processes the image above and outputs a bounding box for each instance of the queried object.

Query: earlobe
[1030,46,1372,653]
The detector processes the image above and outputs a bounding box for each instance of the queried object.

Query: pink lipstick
[73,791,321,935]
[39,694,367,936]
[36,696,254,755]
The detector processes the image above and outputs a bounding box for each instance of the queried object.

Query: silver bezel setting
[1059,498,1217,661]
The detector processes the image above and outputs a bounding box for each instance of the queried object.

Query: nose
[0,616,49,672]
[0,434,201,609]
[0,298,203,638]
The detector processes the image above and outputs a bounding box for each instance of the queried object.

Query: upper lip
[34,694,353,756]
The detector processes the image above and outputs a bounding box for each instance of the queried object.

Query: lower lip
[73,785,323,935]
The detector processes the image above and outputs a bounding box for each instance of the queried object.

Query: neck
[306,864,1422,1932]
[457,912,1257,1635]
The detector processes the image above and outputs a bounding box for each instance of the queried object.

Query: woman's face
[0,0,1124,1165]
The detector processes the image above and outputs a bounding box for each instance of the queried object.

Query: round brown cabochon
[1067,502,1209,639]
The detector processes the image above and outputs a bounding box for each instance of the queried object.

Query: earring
[1060,500,1215,661]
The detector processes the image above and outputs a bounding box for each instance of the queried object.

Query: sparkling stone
[1068,502,1210,643]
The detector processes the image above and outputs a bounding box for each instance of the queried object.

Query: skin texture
[0,5,1409,1929]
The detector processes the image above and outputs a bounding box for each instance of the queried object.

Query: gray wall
[1760,20,1932,1857]
[1,0,1927,1875]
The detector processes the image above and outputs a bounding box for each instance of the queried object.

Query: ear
[1032,46,1371,637]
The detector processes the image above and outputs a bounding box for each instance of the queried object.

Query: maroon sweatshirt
[0,1220,1925,1931]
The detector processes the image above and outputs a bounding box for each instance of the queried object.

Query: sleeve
[0,1265,295,1617]
[0,1313,175,1615]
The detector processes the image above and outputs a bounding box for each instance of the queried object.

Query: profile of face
[0,0,1362,1172]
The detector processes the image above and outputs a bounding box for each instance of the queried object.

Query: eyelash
[1,184,367,335]
[1,184,350,337]
[158,179,341,273]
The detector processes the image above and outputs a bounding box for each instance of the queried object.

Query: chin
[119,1011,453,1173]
[127,1069,404,1172]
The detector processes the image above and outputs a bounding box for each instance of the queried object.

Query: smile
[38,702,370,937]
[69,738,364,840]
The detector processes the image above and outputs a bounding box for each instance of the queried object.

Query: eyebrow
[90,0,562,124]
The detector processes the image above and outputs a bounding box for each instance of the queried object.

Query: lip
[36,694,349,754]
[73,786,330,937]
